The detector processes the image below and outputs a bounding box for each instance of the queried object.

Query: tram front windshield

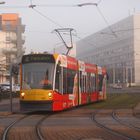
[22,63,55,90]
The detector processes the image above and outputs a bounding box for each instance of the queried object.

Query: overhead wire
[0,3,79,9]
[0,1,121,49]
[29,7,63,28]
[95,5,117,37]
[27,3,114,49]
[34,4,78,7]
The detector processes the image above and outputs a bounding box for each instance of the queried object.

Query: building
[76,14,140,86]
[0,13,25,83]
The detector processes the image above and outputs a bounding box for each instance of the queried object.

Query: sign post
[10,64,13,113]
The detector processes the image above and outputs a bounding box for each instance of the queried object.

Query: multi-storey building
[76,14,140,86]
[0,13,25,83]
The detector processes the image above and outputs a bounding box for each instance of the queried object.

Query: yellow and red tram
[20,53,107,111]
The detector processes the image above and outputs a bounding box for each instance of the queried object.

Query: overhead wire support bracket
[76,1,117,38]
[53,28,75,55]
[29,4,36,8]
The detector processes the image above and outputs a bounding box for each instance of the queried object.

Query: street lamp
[77,3,97,7]
[0,1,5,4]
[76,2,117,37]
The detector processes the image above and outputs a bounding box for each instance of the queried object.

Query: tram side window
[91,73,96,92]
[83,75,86,93]
[98,75,103,91]
[86,73,96,93]
[67,69,76,94]
[79,72,83,93]
[80,72,87,93]
[63,68,76,94]
[55,64,62,93]
[63,68,67,94]
[87,73,91,93]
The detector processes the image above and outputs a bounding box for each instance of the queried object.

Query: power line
[0,5,28,8]
[0,4,80,9]
[30,7,63,28]
[96,5,117,37]
[34,4,78,7]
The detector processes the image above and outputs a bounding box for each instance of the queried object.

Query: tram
[20,53,107,111]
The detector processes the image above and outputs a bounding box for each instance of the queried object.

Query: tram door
[98,74,106,100]
[87,73,91,103]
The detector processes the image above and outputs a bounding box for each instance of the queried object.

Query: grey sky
[0,0,140,53]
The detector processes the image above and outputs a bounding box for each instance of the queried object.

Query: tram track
[1,108,140,140]
[35,113,53,140]
[2,114,28,140]
[1,112,53,140]
[92,110,136,140]
[112,109,140,131]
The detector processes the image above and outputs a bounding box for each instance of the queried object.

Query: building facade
[0,13,25,83]
[76,14,140,86]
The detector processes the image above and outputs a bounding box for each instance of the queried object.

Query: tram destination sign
[22,54,55,63]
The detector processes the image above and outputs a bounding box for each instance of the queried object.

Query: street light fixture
[77,3,97,7]
[76,2,117,38]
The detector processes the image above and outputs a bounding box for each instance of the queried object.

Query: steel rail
[112,110,140,131]
[2,115,27,140]
[92,110,135,140]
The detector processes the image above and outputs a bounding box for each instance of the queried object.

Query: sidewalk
[0,98,19,115]
[0,98,19,105]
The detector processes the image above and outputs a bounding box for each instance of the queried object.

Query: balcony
[2,47,18,54]
[2,25,17,32]
[6,36,17,44]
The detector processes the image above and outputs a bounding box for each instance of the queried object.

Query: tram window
[98,75,103,91]
[22,63,54,90]
[55,64,62,93]
[67,69,76,94]
[63,68,76,94]
[79,72,83,93]
[87,73,91,93]
[80,72,87,93]
[63,68,67,94]
[91,73,96,92]
[84,75,87,93]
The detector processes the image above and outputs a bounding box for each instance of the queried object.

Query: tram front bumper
[20,100,53,111]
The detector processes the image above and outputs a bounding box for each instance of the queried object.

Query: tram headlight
[21,92,25,97]
[48,92,52,98]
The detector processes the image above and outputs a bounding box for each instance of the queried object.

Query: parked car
[0,83,10,92]
[12,84,20,92]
